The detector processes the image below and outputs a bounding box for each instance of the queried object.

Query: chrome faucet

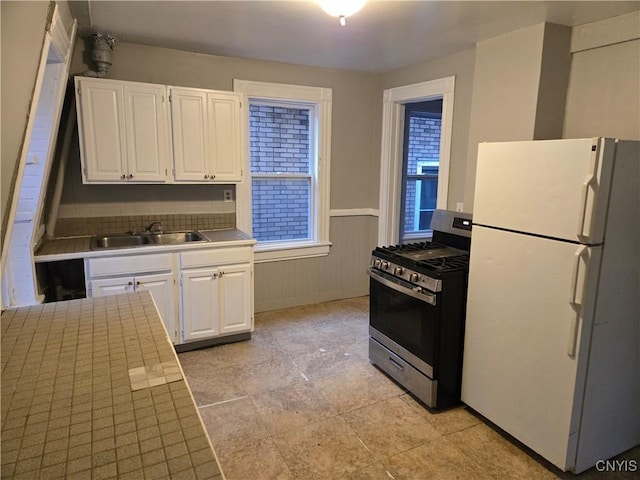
[146,221,164,233]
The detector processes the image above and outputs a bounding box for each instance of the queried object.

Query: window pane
[249,104,310,174]
[252,178,310,241]
[404,177,438,234]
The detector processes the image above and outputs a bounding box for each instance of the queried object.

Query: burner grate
[373,241,470,277]
[417,254,470,273]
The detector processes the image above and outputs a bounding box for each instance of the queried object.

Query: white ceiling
[69,1,640,73]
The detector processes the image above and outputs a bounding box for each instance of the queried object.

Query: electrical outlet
[223,190,233,202]
[456,202,464,212]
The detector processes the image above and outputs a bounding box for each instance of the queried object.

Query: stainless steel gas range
[368,209,472,409]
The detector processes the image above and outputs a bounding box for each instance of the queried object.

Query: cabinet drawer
[181,247,251,268]
[88,253,174,277]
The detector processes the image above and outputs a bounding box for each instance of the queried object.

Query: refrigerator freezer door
[473,138,615,244]
[462,226,602,471]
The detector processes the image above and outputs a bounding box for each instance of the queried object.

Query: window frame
[234,80,332,263]
[378,76,455,246]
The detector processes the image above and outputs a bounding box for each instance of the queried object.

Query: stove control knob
[394,267,404,276]
[373,259,382,269]
[409,273,420,282]
[381,261,390,270]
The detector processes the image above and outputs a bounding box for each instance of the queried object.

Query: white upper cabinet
[76,78,127,182]
[170,88,209,181]
[170,87,243,183]
[208,92,242,183]
[123,83,171,182]
[76,77,170,183]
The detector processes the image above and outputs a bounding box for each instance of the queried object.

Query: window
[250,102,313,242]
[378,77,455,246]
[234,80,332,262]
[400,104,442,242]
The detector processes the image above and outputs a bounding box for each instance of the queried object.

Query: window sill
[254,241,332,263]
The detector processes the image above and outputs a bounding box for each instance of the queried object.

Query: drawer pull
[389,357,404,371]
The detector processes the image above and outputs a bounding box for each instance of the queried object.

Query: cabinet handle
[210,174,216,180]
[204,174,209,179]
[128,174,134,179]
[136,281,141,287]
[121,174,126,179]
[127,281,133,286]
[219,271,224,278]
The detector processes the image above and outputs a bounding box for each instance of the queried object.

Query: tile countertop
[34,229,256,262]
[0,291,224,480]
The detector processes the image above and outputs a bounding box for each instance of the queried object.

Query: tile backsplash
[54,213,236,237]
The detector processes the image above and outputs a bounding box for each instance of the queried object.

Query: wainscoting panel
[254,215,377,312]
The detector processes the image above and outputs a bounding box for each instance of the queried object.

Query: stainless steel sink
[145,231,206,245]
[90,231,208,250]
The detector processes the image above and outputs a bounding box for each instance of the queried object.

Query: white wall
[563,12,640,140]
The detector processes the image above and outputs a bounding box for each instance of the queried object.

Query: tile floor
[178,296,640,480]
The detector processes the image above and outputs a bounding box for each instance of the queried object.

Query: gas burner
[418,254,470,273]
[374,241,469,276]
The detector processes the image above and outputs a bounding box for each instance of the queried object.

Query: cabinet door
[90,276,134,296]
[135,272,177,343]
[218,264,253,335]
[170,88,210,182]
[76,79,127,182]
[181,268,219,342]
[123,83,170,182]
[208,92,242,182]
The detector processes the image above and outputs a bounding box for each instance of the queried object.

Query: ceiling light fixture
[317,0,366,26]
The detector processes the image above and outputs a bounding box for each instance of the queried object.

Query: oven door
[368,269,441,377]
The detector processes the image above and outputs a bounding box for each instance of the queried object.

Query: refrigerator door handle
[568,246,590,357]
[577,145,600,242]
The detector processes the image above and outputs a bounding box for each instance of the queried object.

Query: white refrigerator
[461,138,639,473]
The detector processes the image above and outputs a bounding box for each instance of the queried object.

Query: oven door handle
[367,268,437,306]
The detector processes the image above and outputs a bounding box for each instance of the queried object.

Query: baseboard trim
[255,289,369,313]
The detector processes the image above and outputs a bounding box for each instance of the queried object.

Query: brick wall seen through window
[404,115,441,233]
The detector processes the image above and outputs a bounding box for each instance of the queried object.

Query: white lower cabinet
[218,264,252,335]
[87,245,254,347]
[181,268,220,341]
[180,247,254,344]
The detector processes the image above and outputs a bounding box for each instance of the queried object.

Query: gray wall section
[534,24,572,140]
